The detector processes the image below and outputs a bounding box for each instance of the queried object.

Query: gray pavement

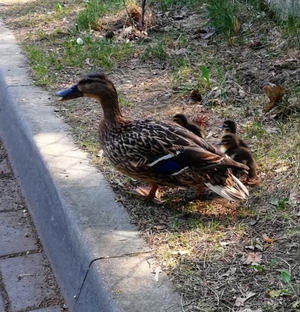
[0,14,182,312]
[0,139,67,312]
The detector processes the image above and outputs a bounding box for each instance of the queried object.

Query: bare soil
[1,1,300,311]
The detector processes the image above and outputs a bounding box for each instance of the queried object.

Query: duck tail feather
[205,174,249,201]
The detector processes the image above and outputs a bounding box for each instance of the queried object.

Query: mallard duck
[221,134,258,185]
[222,120,249,149]
[172,113,205,139]
[56,73,249,201]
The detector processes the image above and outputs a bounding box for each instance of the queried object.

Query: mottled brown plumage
[221,134,258,184]
[222,120,249,149]
[56,73,250,201]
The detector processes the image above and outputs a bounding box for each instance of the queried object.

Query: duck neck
[101,95,126,125]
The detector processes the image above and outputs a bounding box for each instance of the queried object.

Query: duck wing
[121,120,249,175]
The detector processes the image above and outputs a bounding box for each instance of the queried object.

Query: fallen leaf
[269,290,281,297]
[263,84,287,103]
[280,269,291,284]
[263,84,288,113]
[153,267,162,282]
[235,292,256,306]
[274,165,289,173]
[243,252,262,265]
[221,267,237,277]
[269,289,288,297]
[97,149,104,157]
[262,233,273,244]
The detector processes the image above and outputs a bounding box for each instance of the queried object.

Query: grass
[76,0,126,31]
[2,0,300,310]
[206,0,240,40]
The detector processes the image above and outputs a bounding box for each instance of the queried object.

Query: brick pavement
[0,140,67,312]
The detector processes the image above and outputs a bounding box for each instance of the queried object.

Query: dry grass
[1,0,300,310]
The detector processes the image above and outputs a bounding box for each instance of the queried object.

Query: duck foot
[195,185,204,198]
[244,178,260,186]
[130,184,161,201]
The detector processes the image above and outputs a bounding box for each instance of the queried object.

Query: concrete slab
[0,293,5,312]
[0,253,57,312]
[29,307,63,312]
[0,16,182,312]
[0,210,38,256]
[75,256,182,312]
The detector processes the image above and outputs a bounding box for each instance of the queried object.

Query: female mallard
[56,73,249,201]
[222,120,249,149]
[221,133,258,185]
[172,113,206,139]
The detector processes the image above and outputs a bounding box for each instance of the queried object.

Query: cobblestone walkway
[0,139,68,312]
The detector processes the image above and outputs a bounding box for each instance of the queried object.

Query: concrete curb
[0,18,182,312]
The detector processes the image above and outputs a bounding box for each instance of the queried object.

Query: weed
[199,65,211,89]
[140,40,168,62]
[206,0,239,40]
[76,0,126,31]
[270,197,289,210]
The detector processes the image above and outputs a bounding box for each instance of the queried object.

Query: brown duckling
[173,113,205,139]
[222,120,249,149]
[221,133,258,185]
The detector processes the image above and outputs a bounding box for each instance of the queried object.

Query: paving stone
[0,179,23,211]
[0,293,5,312]
[29,306,63,312]
[0,253,57,312]
[0,210,38,256]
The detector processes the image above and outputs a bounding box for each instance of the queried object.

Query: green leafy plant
[270,197,289,210]
[200,65,211,89]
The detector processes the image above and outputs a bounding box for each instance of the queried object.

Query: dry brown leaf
[233,17,240,34]
[243,252,262,265]
[263,101,275,113]
[274,165,289,173]
[235,292,256,307]
[263,84,288,113]
[262,233,273,244]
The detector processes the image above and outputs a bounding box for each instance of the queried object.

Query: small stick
[139,0,146,30]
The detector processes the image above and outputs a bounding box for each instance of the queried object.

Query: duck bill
[55,84,83,100]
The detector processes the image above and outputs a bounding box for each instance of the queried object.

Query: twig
[206,284,220,305]
[180,295,186,312]
[139,0,146,30]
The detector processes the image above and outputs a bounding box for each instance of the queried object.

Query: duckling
[222,120,249,149]
[56,73,249,201]
[172,113,205,139]
[221,134,258,185]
